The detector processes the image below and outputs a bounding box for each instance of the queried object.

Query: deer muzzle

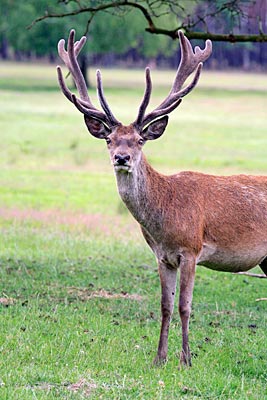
[114,154,131,172]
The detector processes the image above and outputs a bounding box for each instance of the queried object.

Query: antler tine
[155,62,203,112]
[137,30,212,128]
[96,70,120,127]
[143,99,182,127]
[57,30,96,109]
[142,63,202,127]
[67,29,91,104]
[57,65,73,103]
[74,36,87,56]
[170,30,212,94]
[134,68,152,128]
[156,31,211,111]
[71,94,109,124]
[57,29,121,127]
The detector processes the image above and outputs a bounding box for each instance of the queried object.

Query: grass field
[0,61,266,399]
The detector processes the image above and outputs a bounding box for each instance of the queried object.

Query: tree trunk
[79,54,90,89]
[243,47,251,70]
[0,35,9,59]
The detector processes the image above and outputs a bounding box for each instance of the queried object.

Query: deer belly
[197,242,267,272]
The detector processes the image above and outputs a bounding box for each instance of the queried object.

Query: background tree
[31,0,267,42]
[1,0,267,84]
[0,0,174,85]
[29,0,267,71]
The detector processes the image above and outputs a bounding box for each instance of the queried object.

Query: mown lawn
[0,62,266,399]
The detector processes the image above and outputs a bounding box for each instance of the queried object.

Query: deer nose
[114,154,130,165]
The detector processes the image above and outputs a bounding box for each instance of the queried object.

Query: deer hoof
[179,351,192,368]
[153,355,167,367]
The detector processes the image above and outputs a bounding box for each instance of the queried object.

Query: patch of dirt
[25,379,97,396]
[0,297,15,306]
[67,287,143,301]
[68,378,97,395]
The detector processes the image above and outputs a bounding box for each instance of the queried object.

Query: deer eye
[138,138,144,146]
[106,137,111,145]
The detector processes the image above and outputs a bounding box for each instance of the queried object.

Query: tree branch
[28,0,267,43]
[146,27,267,42]
[28,1,155,30]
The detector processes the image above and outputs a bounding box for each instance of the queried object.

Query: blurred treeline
[1,0,267,71]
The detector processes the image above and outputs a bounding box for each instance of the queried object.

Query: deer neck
[114,153,162,228]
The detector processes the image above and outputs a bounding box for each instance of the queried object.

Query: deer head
[57,30,212,173]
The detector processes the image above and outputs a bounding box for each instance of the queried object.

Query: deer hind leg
[154,261,177,365]
[178,253,196,367]
[259,256,267,275]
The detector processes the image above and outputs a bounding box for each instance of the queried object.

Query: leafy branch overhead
[29,0,267,42]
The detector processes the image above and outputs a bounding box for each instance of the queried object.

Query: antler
[134,30,212,128]
[57,29,120,127]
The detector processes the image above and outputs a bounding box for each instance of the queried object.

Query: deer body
[57,30,266,368]
[116,156,267,273]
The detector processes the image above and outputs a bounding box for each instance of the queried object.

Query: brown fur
[104,126,267,366]
[57,29,265,368]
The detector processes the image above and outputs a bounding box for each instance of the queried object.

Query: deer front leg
[178,253,196,367]
[154,261,177,365]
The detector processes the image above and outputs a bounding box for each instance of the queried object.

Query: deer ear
[84,115,111,139]
[141,115,169,140]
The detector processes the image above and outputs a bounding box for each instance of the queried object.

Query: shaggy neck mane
[114,153,165,229]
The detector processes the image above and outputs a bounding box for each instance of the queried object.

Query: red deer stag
[57,30,267,367]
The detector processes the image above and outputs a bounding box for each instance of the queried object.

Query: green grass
[0,62,266,399]
[1,226,266,399]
